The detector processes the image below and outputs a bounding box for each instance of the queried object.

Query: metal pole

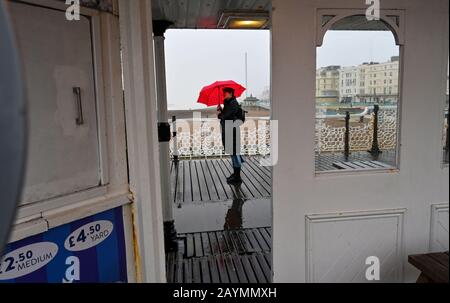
[172,115,179,163]
[344,111,350,161]
[369,104,382,158]
[245,52,248,97]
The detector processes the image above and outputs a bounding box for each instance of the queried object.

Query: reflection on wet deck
[174,198,271,234]
[168,156,273,283]
[166,227,272,283]
[170,157,271,203]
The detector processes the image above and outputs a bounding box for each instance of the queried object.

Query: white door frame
[118,0,166,283]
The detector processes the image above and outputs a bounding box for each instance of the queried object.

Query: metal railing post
[172,115,179,163]
[369,104,382,158]
[344,111,350,161]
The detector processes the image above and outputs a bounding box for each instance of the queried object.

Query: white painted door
[9,2,101,204]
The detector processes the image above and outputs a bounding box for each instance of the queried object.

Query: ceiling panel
[152,0,271,29]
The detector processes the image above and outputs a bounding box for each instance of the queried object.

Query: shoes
[227,167,242,184]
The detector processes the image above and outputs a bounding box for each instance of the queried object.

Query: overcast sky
[165,29,398,110]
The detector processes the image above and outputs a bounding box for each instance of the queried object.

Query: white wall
[271,0,449,282]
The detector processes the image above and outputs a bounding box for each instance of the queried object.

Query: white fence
[169,107,398,158]
[315,107,398,153]
[170,118,271,158]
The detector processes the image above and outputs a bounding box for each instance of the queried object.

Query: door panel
[10,2,101,204]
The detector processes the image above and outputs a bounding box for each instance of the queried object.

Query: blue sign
[0,207,127,283]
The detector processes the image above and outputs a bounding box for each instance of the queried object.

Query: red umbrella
[197,80,246,107]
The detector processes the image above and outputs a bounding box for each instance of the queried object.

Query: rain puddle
[173,198,271,234]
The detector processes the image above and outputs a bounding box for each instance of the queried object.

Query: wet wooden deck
[315,150,397,171]
[166,227,272,283]
[170,157,272,203]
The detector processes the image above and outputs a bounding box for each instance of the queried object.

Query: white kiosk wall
[271,0,449,282]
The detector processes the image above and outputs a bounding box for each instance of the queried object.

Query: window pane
[315,17,400,172]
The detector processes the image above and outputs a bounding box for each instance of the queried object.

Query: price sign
[0,242,58,280]
[64,220,114,252]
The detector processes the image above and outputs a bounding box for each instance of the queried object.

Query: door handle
[73,87,84,125]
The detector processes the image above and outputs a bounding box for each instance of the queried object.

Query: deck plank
[224,254,239,283]
[245,229,262,252]
[201,232,211,256]
[252,228,270,251]
[183,259,192,283]
[216,255,230,283]
[237,230,254,253]
[186,234,195,258]
[194,233,203,257]
[183,161,192,202]
[175,255,183,283]
[208,255,221,283]
[230,230,246,254]
[240,255,258,283]
[242,162,271,196]
[214,159,236,199]
[190,161,202,201]
[200,160,219,201]
[200,257,211,283]
[215,231,229,254]
[208,232,220,255]
[205,159,228,201]
[260,228,272,249]
[192,258,202,283]
[232,254,249,283]
[175,161,183,204]
[248,157,271,178]
[249,254,267,283]
[222,231,236,253]
[256,252,272,282]
[246,159,272,193]
[195,161,210,201]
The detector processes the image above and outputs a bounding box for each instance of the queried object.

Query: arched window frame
[316,9,405,47]
[315,9,405,172]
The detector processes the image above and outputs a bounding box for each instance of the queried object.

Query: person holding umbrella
[197,80,246,184]
[218,87,245,184]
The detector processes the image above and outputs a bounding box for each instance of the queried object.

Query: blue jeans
[231,155,244,168]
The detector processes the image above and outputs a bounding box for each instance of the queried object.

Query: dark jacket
[218,97,241,154]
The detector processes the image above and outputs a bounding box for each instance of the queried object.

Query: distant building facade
[317,57,400,104]
[316,65,340,103]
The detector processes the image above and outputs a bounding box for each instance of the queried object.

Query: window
[316,15,401,173]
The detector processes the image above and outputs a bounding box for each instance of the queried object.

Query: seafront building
[318,57,400,104]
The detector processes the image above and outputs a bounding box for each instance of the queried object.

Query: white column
[118,0,166,283]
[154,34,173,224]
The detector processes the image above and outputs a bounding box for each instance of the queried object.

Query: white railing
[169,107,398,158]
[169,118,271,158]
[315,107,398,153]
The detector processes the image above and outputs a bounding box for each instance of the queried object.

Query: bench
[408,251,449,283]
